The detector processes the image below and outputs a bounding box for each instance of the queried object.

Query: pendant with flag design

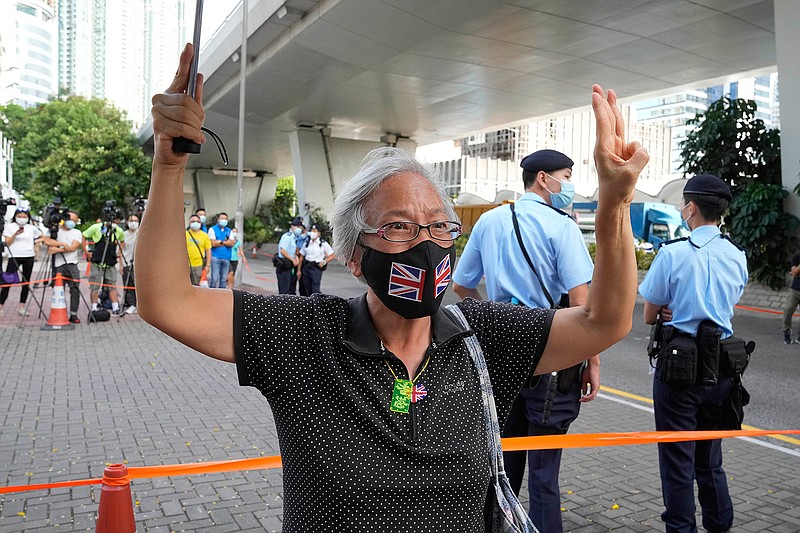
[410,383,428,403]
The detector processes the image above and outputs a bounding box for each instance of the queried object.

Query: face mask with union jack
[359,240,455,319]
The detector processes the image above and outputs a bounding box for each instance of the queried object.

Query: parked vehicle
[573,202,689,249]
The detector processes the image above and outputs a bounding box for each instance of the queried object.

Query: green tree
[680,96,798,287]
[0,96,151,219]
[679,96,781,188]
[270,176,297,231]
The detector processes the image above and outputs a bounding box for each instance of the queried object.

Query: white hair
[331,147,457,263]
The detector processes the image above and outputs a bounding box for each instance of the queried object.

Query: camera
[0,196,17,234]
[102,200,123,222]
[42,203,70,232]
[132,195,147,219]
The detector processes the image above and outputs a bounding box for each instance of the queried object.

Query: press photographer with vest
[83,204,126,317]
[639,174,751,533]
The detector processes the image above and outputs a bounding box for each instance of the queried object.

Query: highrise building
[0,0,58,109]
[57,0,187,129]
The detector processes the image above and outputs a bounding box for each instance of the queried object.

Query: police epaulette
[658,236,689,249]
[722,234,746,252]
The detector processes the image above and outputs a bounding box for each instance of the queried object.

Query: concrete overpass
[138,0,800,222]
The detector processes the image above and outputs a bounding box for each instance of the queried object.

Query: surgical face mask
[217,219,228,227]
[65,220,77,230]
[310,231,320,240]
[199,215,207,223]
[128,221,139,230]
[230,232,238,240]
[293,227,303,236]
[544,173,575,209]
[359,240,455,319]
[111,223,119,229]
[680,203,693,231]
[189,221,201,231]
[15,217,28,225]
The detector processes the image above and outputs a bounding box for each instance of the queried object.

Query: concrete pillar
[775,0,800,218]
[289,128,416,223]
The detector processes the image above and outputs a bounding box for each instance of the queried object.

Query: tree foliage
[679,96,781,189]
[0,96,151,219]
[729,182,800,290]
[680,96,798,288]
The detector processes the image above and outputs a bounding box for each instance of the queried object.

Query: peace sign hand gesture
[591,85,649,206]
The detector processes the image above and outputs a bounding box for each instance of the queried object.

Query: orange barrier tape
[1,430,797,495]
[734,303,795,316]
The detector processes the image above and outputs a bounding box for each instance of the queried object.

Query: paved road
[0,255,798,532]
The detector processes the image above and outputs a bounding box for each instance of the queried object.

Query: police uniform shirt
[453,192,594,308]
[638,225,747,338]
[278,231,297,256]
[234,291,553,532]
[301,238,333,263]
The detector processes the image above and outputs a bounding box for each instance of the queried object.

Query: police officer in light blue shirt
[275,217,304,294]
[639,174,748,533]
[453,149,598,533]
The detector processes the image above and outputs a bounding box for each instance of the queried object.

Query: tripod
[89,220,128,318]
[2,243,46,321]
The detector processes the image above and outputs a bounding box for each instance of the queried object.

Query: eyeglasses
[362,221,462,243]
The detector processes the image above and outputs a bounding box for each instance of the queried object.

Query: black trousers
[54,263,81,315]
[0,255,35,304]
[122,264,136,307]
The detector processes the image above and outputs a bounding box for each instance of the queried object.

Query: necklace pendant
[410,383,428,403]
[390,379,413,414]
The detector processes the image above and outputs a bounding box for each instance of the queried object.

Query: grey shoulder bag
[446,304,539,533]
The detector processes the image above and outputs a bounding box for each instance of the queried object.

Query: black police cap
[683,174,732,202]
[291,216,304,227]
[310,224,321,231]
[520,149,574,173]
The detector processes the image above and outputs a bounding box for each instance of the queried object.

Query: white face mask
[310,231,320,240]
[128,221,139,230]
[15,217,28,225]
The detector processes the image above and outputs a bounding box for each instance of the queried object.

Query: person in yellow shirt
[186,214,211,285]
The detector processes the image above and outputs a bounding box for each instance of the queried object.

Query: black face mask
[360,240,456,319]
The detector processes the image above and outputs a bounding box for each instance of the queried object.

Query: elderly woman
[138,44,648,532]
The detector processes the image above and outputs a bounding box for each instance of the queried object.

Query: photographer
[121,214,139,314]
[1,207,44,316]
[82,206,125,317]
[40,210,83,324]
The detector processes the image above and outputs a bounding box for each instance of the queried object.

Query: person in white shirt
[41,211,83,324]
[1,208,44,316]
[122,214,139,314]
[299,224,336,295]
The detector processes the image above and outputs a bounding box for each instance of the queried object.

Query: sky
[193,1,240,48]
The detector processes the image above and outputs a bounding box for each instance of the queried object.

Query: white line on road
[597,392,800,459]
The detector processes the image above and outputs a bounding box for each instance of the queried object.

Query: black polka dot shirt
[233,291,553,532]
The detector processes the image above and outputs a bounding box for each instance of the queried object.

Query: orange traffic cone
[95,463,135,533]
[41,273,75,330]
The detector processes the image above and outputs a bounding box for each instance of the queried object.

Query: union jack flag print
[388,262,426,302]
[411,383,428,403]
[434,254,451,298]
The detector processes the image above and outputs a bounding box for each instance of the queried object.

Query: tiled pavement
[0,259,798,532]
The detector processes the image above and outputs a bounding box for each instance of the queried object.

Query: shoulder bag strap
[510,203,555,308]
[445,303,538,533]
[189,233,206,263]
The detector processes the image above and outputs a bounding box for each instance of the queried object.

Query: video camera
[0,195,17,234]
[42,202,70,234]
[102,200,123,223]
[132,195,147,219]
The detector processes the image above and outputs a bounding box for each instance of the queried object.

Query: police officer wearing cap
[275,217,304,294]
[453,149,599,532]
[299,224,336,295]
[639,174,748,533]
